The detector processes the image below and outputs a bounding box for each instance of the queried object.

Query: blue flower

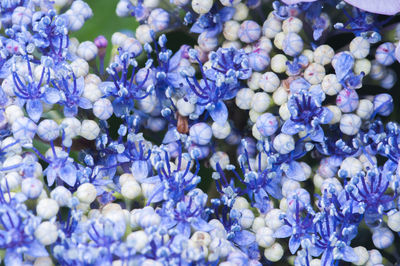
[190,6,235,37]
[282,90,333,142]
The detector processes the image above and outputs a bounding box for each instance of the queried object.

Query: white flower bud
[236,88,254,110]
[340,157,362,177]
[1,137,22,156]
[368,249,382,265]
[21,177,43,199]
[77,41,98,61]
[372,227,394,249]
[126,230,149,251]
[252,124,263,140]
[60,117,81,139]
[271,54,288,73]
[2,155,22,173]
[351,246,369,266]
[121,180,142,199]
[263,18,281,38]
[112,32,128,46]
[34,256,53,266]
[247,72,261,91]
[50,186,72,207]
[192,0,213,14]
[38,119,59,141]
[212,122,231,139]
[273,133,295,154]
[35,221,58,246]
[68,37,79,54]
[223,20,240,41]
[122,38,142,55]
[209,151,230,170]
[356,99,373,120]
[279,103,291,121]
[1,171,21,191]
[304,63,325,84]
[282,179,300,197]
[340,114,361,135]
[93,98,113,120]
[350,37,370,59]
[232,196,250,210]
[273,32,286,50]
[67,13,85,31]
[252,217,265,232]
[177,98,195,116]
[136,24,153,44]
[265,209,284,230]
[272,86,288,106]
[264,243,284,262]
[70,58,89,77]
[12,6,32,25]
[191,231,211,246]
[354,59,371,76]
[249,109,261,123]
[251,92,270,113]
[388,211,400,232]
[313,45,334,65]
[282,17,303,33]
[310,259,321,266]
[256,227,275,248]
[327,105,341,124]
[76,183,97,204]
[238,209,254,229]
[370,60,386,80]
[322,74,342,96]
[71,0,93,19]
[119,173,135,186]
[83,83,103,102]
[80,120,100,140]
[37,198,59,219]
[259,72,280,93]
[5,105,24,124]
[233,3,249,21]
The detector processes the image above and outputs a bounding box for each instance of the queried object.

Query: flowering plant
[1,0,400,265]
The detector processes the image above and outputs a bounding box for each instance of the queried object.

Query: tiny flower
[349,37,370,59]
[80,119,100,140]
[190,122,213,146]
[282,32,303,57]
[238,20,261,43]
[93,98,113,120]
[148,8,170,32]
[336,88,359,113]
[313,45,334,66]
[37,119,59,141]
[36,198,59,219]
[34,221,58,246]
[76,183,97,204]
[273,133,295,154]
[372,227,394,249]
[375,42,396,66]
[259,71,280,93]
[192,0,213,14]
[373,93,393,117]
[339,113,361,136]
[50,186,72,207]
[21,177,43,199]
[77,41,98,61]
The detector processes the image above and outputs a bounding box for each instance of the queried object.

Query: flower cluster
[1,0,400,265]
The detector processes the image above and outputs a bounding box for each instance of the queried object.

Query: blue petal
[319,107,333,124]
[64,105,78,117]
[59,163,77,186]
[210,101,228,125]
[309,126,324,142]
[26,99,43,122]
[218,7,236,22]
[177,222,191,237]
[273,225,292,238]
[284,161,306,181]
[131,160,149,182]
[191,218,213,232]
[78,97,92,109]
[342,246,358,262]
[289,236,301,254]
[289,78,310,94]
[44,87,61,104]
[282,119,302,135]
[5,249,22,266]
[45,167,57,186]
[333,53,354,81]
[162,127,179,144]
[26,240,48,257]
[233,230,255,246]
[321,249,333,266]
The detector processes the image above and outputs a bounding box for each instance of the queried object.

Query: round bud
[5,105,24,124]
[190,122,212,145]
[304,63,325,85]
[340,114,361,136]
[80,120,100,140]
[370,60,386,80]
[223,20,240,41]
[50,186,72,207]
[238,20,261,43]
[126,230,149,251]
[60,117,81,139]
[273,133,295,154]
[279,103,291,121]
[233,3,249,21]
[35,222,58,246]
[12,6,32,26]
[248,49,270,71]
[256,227,275,248]
[83,83,103,102]
[272,86,288,106]
[136,24,153,44]
[252,217,265,232]
[251,92,270,113]
[380,69,396,89]
[37,119,59,141]
[336,89,359,113]
[350,37,370,59]
[262,18,281,38]
[282,32,303,57]
[37,198,59,219]
[21,178,43,199]
[177,98,195,116]
[264,243,284,262]
[372,227,394,249]
[340,157,362,178]
[238,208,254,229]
[236,88,254,110]
[76,183,97,204]
[249,109,261,123]
[77,41,98,61]
[314,45,335,66]
[34,256,53,266]
[210,151,230,170]
[148,8,170,32]
[121,180,142,199]
[12,117,37,142]
[368,249,382,265]
[375,42,396,66]
[373,93,393,116]
[70,58,89,77]
[256,113,278,137]
[271,54,288,73]
[192,0,213,14]
[93,98,113,120]
[354,59,371,76]
[259,72,280,93]
[212,122,231,139]
[122,38,142,55]
[356,99,373,119]
[273,32,286,50]
[282,17,303,33]
[322,74,342,96]
[191,231,211,246]
[388,211,400,232]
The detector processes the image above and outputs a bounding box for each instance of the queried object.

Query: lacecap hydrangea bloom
[1,0,400,265]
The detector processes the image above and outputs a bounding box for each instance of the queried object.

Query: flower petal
[344,0,400,15]
[26,99,43,123]
[210,101,228,125]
